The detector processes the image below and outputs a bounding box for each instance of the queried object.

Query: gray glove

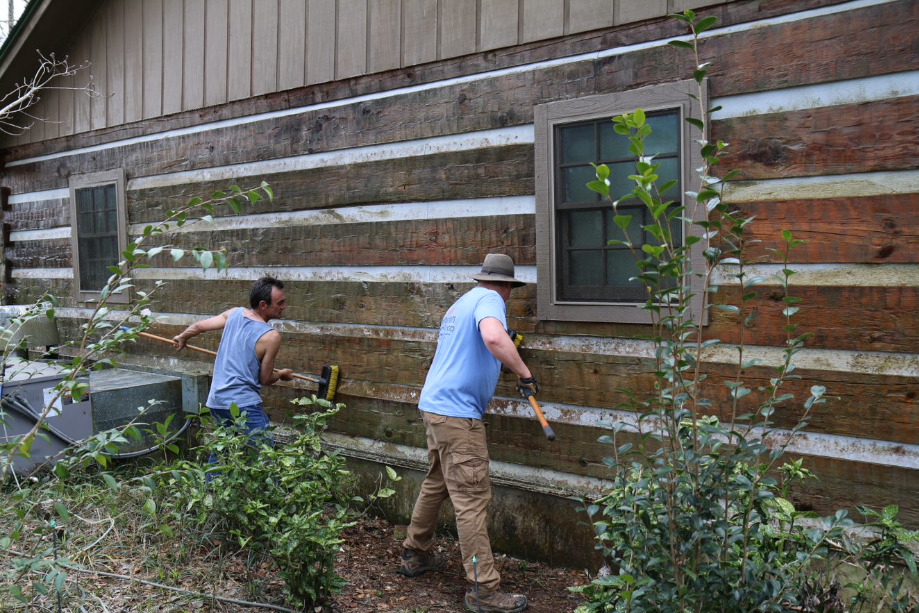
[516,376,539,399]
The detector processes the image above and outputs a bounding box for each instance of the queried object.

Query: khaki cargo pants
[403,411,500,588]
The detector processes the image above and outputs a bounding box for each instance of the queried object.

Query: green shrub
[161,397,353,610]
[571,10,918,613]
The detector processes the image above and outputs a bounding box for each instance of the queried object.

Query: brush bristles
[324,365,340,401]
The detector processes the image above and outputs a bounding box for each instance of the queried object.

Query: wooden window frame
[68,168,129,304]
[535,79,706,324]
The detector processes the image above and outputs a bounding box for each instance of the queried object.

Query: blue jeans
[206,404,273,477]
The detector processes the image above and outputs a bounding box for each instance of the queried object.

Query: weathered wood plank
[140,214,535,268]
[126,145,535,222]
[183,0,206,109]
[708,285,919,354]
[522,0,564,43]
[227,0,252,101]
[106,0,125,127]
[480,0,519,52]
[336,0,367,80]
[278,0,307,91]
[162,0,184,115]
[707,0,919,97]
[4,238,70,269]
[252,0,279,96]
[368,0,401,74]
[403,0,437,66]
[204,0,229,106]
[124,0,144,123]
[306,0,335,85]
[569,0,613,33]
[142,0,164,120]
[89,15,107,130]
[716,97,919,180]
[734,194,919,264]
[440,0,476,58]
[3,199,69,230]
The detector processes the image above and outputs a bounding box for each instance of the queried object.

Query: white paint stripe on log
[321,432,613,496]
[713,71,919,119]
[24,303,918,378]
[3,0,893,169]
[487,400,919,469]
[725,169,919,202]
[7,188,68,204]
[9,227,70,241]
[127,196,536,234]
[125,126,534,190]
[13,262,919,290]
[711,263,919,287]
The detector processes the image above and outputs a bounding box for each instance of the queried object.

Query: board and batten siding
[2,0,733,148]
[0,0,917,562]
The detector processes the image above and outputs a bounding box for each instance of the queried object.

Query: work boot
[464,586,528,612]
[397,547,446,577]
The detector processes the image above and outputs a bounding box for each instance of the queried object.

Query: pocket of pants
[450,452,489,492]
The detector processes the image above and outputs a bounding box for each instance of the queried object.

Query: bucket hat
[470,253,527,288]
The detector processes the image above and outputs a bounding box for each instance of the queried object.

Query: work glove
[516,375,539,399]
[507,328,524,349]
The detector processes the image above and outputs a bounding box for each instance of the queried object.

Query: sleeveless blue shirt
[206,307,275,410]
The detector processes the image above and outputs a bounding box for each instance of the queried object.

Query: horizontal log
[716,96,919,180]
[139,214,535,268]
[4,238,71,269]
[708,285,919,353]
[707,0,919,97]
[732,194,919,264]
[133,279,536,328]
[3,199,70,230]
[127,145,535,224]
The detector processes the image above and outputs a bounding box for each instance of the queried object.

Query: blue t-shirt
[418,286,507,419]
[206,307,275,410]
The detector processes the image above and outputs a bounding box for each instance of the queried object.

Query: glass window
[69,169,128,303]
[534,79,706,324]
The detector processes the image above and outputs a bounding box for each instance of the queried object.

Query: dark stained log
[138,215,534,268]
[126,146,535,224]
[732,194,919,264]
[715,97,919,180]
[3,199,70,230]
[708,285,919,353]
[705,0,919,97]
[4,238,71,268]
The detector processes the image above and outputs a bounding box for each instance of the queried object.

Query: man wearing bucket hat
[398,253,536,613]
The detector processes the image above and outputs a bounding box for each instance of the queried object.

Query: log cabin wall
[0,0,917,566]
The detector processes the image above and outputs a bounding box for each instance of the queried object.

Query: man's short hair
[250,276,284,309]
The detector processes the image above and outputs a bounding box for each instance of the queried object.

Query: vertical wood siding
[1,0,736,146]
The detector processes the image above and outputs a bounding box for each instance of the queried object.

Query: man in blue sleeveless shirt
[399,254,538,613]
[172,277,294,435]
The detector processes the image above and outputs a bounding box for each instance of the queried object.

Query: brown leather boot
[397,547,446,577]
[464,585,528,612]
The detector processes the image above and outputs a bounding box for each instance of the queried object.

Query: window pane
[606,205,643,243]
[599,120,631,160]
[559,124,595,164]
[74,184,120,292]
[645,113,679,155]
[569,250,603,285]
[607,250,642,287]
[656,157,680,201]
[562,165,599,203]
[606,161,637,202]
[568,210,603,247]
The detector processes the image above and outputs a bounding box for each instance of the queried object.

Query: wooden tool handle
[528,395,556,441]
[137,330,316,382]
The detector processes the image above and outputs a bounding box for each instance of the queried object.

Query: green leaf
[668,39,694,50]
[170,248,185,262]
[613,215,633,232]
[695,16,718,34]
[198,250,214,270]
[102,473,120,491]
[54,503,69,520]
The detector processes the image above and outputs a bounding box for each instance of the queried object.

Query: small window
[69,169,128,303]
[535,80,705,324]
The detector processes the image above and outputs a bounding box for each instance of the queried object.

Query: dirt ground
[332,515,590,612]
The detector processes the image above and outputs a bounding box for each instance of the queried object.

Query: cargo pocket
[450,452,490,493]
